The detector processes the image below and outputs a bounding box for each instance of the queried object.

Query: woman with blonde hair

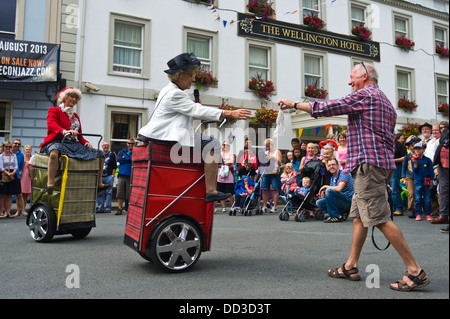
[259,138,282,213]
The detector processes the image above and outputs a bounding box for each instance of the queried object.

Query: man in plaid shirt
[278,63,429,292]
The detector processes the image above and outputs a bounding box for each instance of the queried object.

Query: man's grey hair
[356,63,378,84]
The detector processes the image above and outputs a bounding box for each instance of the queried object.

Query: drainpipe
[77,0,87,117]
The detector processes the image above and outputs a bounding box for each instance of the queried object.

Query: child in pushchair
[231,175,254,216]
[279,159,324,222]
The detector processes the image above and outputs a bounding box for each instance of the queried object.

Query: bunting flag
[197,1,340,28]
[315,126,321,136]
[306,128,311,137]
[298,128,303,137]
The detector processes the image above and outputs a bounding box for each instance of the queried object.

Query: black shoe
[205,192,231,203]
[441,225,449,233]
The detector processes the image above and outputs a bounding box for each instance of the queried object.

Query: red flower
[303,15,326,31]
[247,1,276,21]
[436,44,449,58]
[395,36,415,52]
[438,102,449,117]
[305,84,328,99]
[398,98,418,112]
[352,25,372,41]
[248,76,275,100]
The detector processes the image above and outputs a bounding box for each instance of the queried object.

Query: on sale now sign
[0,38,60,82]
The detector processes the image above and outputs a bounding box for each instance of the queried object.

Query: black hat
[164,53,201,74]
[419,122,432,132]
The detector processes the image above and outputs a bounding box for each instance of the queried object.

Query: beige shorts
[349,163,393,227]
[116,175,131,199]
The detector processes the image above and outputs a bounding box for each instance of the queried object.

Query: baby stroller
[279,160,324,222]
[230,173,263,216]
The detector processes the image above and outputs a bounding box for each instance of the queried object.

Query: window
[184,27,218,76]
[0,101,12,140]
[246,40,276,93]
[351,5,366,27]
[303,0,321,18]
[113,22,143,74]
[109,112,140,153]
[304,55,323,87]
[109,13,151,79]
[436,77,449,106]
[434,24,448,55]
[106,105,147,154]
[249,46,270,80]
[394,17,409,38]
[396,68,415,101]
[187,35,211,71]
[0,0,16,39]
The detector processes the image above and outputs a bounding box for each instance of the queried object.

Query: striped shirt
[310,84,396,174]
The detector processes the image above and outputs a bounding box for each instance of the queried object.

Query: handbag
[1,155,12,183]
[219,165,229,178]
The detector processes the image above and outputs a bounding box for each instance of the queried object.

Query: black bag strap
[371,187,394,251]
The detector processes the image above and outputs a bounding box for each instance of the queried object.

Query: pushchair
[279,160,324,222]
[230,173,263,216]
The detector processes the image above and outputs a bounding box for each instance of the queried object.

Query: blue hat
[164,53,201,74]
[413,141,426,149]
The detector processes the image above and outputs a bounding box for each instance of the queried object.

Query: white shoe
[270,206,277,213]
[222,207,227,213]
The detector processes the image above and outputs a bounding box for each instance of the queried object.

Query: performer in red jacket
[40,87,109,194]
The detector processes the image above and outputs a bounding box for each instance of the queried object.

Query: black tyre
[27,203,56,243]
[71,228,92,239]
[149,217,202,273]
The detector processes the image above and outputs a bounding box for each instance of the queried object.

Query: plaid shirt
[310,84,396,174]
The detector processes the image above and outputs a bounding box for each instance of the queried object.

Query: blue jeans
[414,181,431,216]
[389,167,403,212]
[97,175,114,212]
[316,188,352,218]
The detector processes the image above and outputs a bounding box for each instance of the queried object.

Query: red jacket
[40,106,88,149]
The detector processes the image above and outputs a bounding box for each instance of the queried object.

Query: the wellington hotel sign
[238,13,381,62]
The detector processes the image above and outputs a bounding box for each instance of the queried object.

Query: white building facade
[1,0,449,153]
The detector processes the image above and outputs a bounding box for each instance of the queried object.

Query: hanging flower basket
[395,36,415,52]
[194,70,218,90]
[219,103,238,124]
[303,14,326,31]
[351,25,372,42]
[248,76,275,100]
[247,1,276,21]
[438,102,449,117]
[401,122,420,139]
[305,84,328,99]
[254,107,278,127]
[398,97,418,112]
[436,44,449,58]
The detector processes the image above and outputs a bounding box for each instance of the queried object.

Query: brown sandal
[390,269,430,292]
[328,263,361,281]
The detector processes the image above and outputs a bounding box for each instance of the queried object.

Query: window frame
[435,74,449,111]
[183,26,218,77]
[301,49,328,99]
[108,13,151,79]
[433,22,449,55]
[395,66,416,102]
[105,105,147,152]
[0,100,13,141]
[245,39,277,94]
[392,12,413,43]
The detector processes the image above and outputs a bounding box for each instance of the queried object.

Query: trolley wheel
[255,208,261,215]
[27,203,56,243]
[71,228,92,239]
[149,217,202,273]
[297,211,307,222]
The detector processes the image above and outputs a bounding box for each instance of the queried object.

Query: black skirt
[0,178,22,195]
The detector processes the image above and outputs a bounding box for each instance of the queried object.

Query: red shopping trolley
[123,139,215,272]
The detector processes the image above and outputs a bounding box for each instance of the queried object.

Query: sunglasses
[360,61,368,75]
